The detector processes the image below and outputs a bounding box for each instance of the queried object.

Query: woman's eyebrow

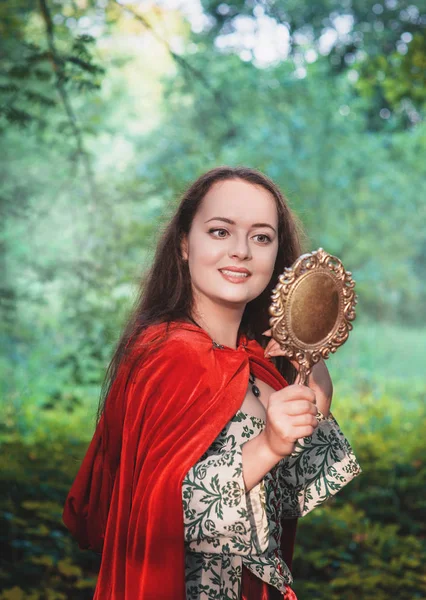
[205,216,276,233]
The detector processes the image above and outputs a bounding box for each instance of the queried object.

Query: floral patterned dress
[182,409,362,600]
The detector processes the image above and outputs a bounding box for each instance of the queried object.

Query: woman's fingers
[280,400,318,416]
[262,332,314,389]
[264,341,280,356]
[274,384,316,404]
[291,424,318,439]
[290,413,319,427]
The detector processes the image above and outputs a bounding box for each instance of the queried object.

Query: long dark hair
[97,166,307,423]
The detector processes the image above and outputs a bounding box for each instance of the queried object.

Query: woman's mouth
[219,269,251,283]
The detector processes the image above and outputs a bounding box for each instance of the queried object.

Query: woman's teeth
[220,270,249,278]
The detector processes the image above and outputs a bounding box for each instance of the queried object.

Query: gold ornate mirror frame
[269,248,357,385]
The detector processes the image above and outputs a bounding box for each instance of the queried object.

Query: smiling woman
[62,166,361,600]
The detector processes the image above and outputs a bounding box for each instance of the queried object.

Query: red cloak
[63,321,297,599]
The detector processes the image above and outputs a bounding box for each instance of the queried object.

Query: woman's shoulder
[116,322,213,394]
[135,320,214,360]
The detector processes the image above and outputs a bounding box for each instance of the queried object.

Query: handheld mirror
[269,248,357,385]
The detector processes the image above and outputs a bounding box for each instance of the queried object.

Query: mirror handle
[297,364,310,386]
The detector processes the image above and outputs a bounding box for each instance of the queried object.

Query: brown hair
[97,166,306,422]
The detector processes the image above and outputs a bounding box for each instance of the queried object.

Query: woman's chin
[210,291,257,308]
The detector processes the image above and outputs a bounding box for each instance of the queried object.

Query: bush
[0,441,100,599]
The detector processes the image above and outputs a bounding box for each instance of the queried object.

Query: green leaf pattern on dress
[182,410,361,599]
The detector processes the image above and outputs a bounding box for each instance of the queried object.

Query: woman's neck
[188,304,244,350]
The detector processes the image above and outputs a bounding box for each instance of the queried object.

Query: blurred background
[1,0,425,598]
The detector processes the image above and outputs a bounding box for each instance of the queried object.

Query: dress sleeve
[279,411,362,518]
[182,434,269,556]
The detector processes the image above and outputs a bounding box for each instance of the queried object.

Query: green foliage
[294,505,426,599]
[0,10,104,132]
[199,0,426,127]
[0,441,100,598]
[355,33,426,115]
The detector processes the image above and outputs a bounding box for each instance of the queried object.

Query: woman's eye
[254,234,272,244]
[208,228,228,238]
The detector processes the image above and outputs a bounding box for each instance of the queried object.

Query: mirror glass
[290,273,340,345]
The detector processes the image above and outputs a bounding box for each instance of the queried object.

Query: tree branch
[38,0,99,206]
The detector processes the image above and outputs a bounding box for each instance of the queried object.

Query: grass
[328,316,425,384]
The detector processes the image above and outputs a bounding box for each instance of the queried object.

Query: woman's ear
[180,235,188,261]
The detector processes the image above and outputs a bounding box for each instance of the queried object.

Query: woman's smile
[219,266,252,283]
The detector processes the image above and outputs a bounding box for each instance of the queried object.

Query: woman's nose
[229,236,252,260]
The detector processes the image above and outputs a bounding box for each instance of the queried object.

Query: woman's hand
[262,329,333,417]
[261,384,319,459]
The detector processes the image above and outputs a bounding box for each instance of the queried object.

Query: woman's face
[181,179,279,313]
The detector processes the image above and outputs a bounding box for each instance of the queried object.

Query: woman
[63,166,361,600]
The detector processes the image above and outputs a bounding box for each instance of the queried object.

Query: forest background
[1,0,425,598]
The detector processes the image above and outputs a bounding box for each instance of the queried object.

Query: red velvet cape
[63,321,298,599]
